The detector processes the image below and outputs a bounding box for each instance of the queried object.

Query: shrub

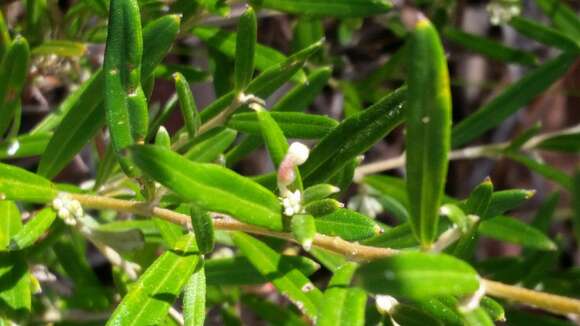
[0,0,579,324]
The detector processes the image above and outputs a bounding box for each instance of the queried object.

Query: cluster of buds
[486,0,521,25]
[52,193,84,226]
[277,142,310,216]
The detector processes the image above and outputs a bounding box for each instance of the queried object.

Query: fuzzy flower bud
[52,193,84,226]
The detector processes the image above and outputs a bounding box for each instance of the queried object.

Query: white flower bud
[287,142,310,165]
[376,294,399,315]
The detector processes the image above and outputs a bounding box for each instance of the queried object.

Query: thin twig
[354,124,580,178]
[69,193,580,316]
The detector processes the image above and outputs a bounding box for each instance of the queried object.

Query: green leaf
[205,255,319,286]
[38,99,105,179]
[228,112,337,139]
[107,234,201,325]
[305,198,343,216]
[303,184,340,204]
[226,67,332,165]
[301,87,406,186]
[183,265,206,326]
[38,15,180,179]
[363,223,418,249]
[8,208,56,250]
[250,0,391,17]
[485,189,535,219]
[462,307,494,326]
[154,64,209,83]
[103,0,148,173]
[390,304,444,326]
[190,205,214,254]
[444,27,537,66]
[480,296,505,322]
[534,0,580,39]
[315,208,382,241]
[292,16,325,54]
[0,12,11,60]
[31,40,87,57]
[193,27,305,82]
[0,36,30,136]
[0,162,57,203]
[253,106,289,167]
[0,132,50,159]
[478,216,556,250]
[531,192,560,233]
[231,232,323,318]
[465,178,493,216]
[415,297,463,326]
[183,127,237,163]
[507,153,572,189]
[509,17,580,52]
[0,201,31,317]
[198,41,322,125]
[537,132,580,152]
[155,126,171,148]
[154,217,184,248]
[242,294,308,326]
[291,214,316,250]
[356,252,480,299]
[53,236,110,309]
[174,72,201,139]
[405,17,452,247]
[234,6,257,93]
[452,52,576,148]
[318,263,366,326]
[130,145,283,230]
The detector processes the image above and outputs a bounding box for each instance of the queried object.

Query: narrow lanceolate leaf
[534,0,580,39]
[479,216,556,250]
[537,132,580,153]
[444,27,537,66]
[508,153,572,190]
[0,36,30,136]
[356,252,480,299]
[250,0,392,18]
[232,232,323,318]
[0,201,31,315]
[291,214,316,250]
[391,304,444,326]
[253,106,288,167]
[485,189,535,219]
[315,208,382,241]
[183,127,237,163]
[205,255,319,286]
[243,294,309,326]
[405,16,452,247]
[107,234,201,326]
[31,40,87,57]
[104,0,148,167]
[465,178,493,216]
[227,112,338,139]
[234,6,257,93]
[174,72,201,139]
[8,208,56,250]
[0,163,57,203]
[509,17,580,52]
[225,66,331,165]
[183,265,206,326]
[0,12,10,60]
[462,308,494,326]
[318,263,365,326]
[130,145,283,230]
[192,27,302,81]
[38,15,180,179]
[480,296,506,322]
[362,223,418,249]
[190,205,214,254]
[452,52,576,148]
[0,132,50,159]
[301,87,406,186]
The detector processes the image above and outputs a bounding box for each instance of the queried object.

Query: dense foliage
[0,0,579,324]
